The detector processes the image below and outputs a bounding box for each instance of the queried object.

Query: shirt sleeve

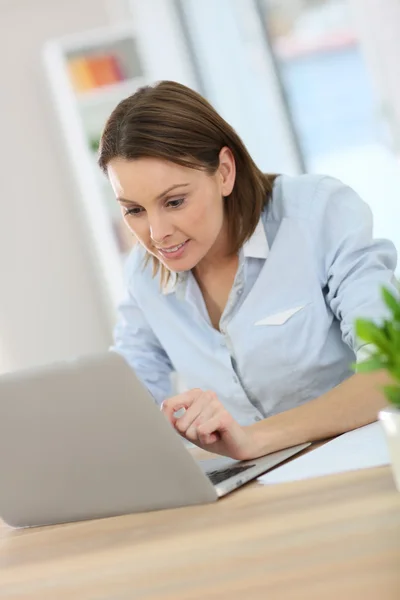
[311,176,398,361]
[110,252,173,405]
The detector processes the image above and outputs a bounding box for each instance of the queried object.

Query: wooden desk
[0,463,399,599]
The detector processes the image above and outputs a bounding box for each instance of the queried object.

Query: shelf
[76,77,146,108]
[59,24,139,55]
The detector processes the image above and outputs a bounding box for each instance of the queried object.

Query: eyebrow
[117,183,190,205]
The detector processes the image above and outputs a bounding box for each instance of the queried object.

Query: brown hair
[98,80,277,283]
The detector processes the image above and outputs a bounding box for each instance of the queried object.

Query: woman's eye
[124,207,143,217]
[166,198,185,209]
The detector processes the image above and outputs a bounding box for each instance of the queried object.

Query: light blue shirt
[112,174,397,426]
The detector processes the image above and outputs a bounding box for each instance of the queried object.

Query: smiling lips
[156,240,189,259]
[159,242,185,253]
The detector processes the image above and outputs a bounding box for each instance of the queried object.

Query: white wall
[0,0,115,373]
[178,0,302,174]
[129,0,198,88]
[318,0,400,272]
[350,0,400,154]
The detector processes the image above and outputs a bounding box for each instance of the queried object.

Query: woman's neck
[193,222,235,277]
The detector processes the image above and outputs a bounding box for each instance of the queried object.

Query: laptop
[0,352,309,527]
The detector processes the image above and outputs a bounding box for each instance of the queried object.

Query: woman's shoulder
[270,173,351,221]
[267,173,374,250]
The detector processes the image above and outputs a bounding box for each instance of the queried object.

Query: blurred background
[1,0,400,375]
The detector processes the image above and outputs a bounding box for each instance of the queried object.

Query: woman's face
[107,147,236,272]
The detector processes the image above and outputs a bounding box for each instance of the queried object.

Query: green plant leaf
[355,319,379,344]
[354,285,400,405]
[355,356,386,373]
[382,287,400,320]
[382,384,400,407]
[382,320,400,348]
[88,137,100,153]
[388,364,400,384]
[355,319,393,356]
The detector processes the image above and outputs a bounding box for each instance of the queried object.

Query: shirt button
[233,375,239,384]
[255,416,262,422]
[237,289,243,296]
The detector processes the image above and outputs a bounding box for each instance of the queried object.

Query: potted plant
[355,287,400,491]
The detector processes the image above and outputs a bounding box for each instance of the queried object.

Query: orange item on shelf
[67,57,97,93]
[87,54,125,87]
[109,54,125,81]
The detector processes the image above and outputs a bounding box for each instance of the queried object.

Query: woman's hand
[161,389,262,460]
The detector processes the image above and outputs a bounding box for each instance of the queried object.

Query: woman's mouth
[157,240,189,259]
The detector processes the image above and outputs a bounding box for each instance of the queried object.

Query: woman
[98,80,397,461]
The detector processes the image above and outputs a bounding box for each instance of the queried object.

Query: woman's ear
[218,146,236,197]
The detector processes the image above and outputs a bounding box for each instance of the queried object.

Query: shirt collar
[162,217,268,295]
[243,217,269,259]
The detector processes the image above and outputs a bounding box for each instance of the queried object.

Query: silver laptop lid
[0,352,216,527]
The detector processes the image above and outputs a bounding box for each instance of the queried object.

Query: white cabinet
[43,24,145,316]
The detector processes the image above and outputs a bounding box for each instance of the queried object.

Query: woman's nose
[149,217,174,245]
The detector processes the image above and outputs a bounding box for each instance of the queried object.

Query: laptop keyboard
[207,464,255,485]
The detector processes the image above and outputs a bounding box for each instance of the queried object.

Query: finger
[174,399,206,434]
[184,401,218,441]
[197,412,237,447]
[197,412,224,439]
[161,389,203,425]
[175,391,216,433]
[199,431,219,445]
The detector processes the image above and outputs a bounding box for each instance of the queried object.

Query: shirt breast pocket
[252,303,312,367]
[254,304,308,327]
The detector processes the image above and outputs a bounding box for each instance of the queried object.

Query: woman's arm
[113,251,174,405]
[161,370,389,460]
[248,370,389,457]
